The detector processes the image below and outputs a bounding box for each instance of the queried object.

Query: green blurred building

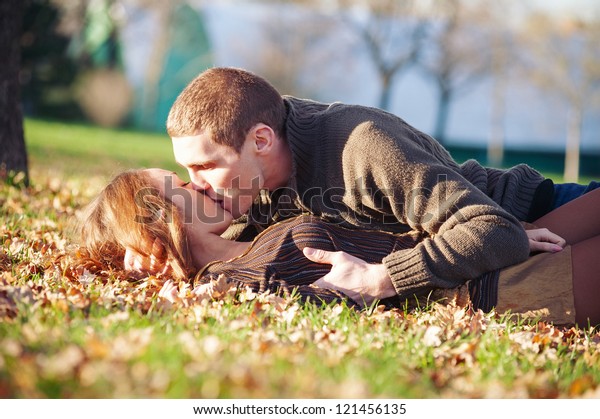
[77,1,212,132]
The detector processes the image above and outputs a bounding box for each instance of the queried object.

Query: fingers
[149,253,162,274]
[124,247,146,272]
[123,248,146,272]
[303,247,345,265]
[123,239,168,275]
[313,276,366,308]
[148,238,168,273]
[158,261,170,276]
[124,247,135,271]
[312,276,350,299]
[526,228,567,253]
[526,228,566,245]
[541,229,566,247]
[151,238,167,259]
[529,239,563,253]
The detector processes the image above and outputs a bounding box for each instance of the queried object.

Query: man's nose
[189,173,210,192]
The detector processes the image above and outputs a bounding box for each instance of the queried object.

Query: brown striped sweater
[238,97,536,299]
[203,215,498,309]
[201,215,421,306]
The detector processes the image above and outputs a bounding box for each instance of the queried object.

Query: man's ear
[251,123,275,154]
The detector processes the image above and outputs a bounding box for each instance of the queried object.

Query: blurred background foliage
[20,0,82,120]
[15,0,600,178]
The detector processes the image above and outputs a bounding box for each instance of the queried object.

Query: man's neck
[264,138,293,190]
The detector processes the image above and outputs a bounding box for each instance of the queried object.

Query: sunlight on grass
[24,119,185,182]
[1,119,598,398]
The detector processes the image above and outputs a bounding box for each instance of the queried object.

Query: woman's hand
[526,228,566,253]
[123,238,169,275]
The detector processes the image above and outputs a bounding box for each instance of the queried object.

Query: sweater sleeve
[341,121,531,299]
[459,159,545,221]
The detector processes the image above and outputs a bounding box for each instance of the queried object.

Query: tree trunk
[378,71,393,111]
[140,3,173,131]
[564,105,581,183]
[488,72,506,167]
[0,0,29,185]
[433,88,451,144]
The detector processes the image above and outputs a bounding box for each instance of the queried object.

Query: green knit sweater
[244,97,536,299]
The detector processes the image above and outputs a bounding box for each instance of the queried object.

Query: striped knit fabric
[199,215,498,310]
[199,215,418,307]
[459,160,545,222]
[468,270,500,312]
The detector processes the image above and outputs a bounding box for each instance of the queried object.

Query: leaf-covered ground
[1,167,600,398]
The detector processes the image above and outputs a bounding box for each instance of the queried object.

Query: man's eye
[181,182,190,187]
[195,163,214,171]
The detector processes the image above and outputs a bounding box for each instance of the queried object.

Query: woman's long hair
[79,170,194,279]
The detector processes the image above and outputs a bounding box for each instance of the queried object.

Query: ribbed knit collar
[282,96,331,192]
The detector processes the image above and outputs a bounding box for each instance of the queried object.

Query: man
[127,67,566,306]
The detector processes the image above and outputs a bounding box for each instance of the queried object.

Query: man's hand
[123,238,169,275]
[302,247,396,308]
[526,228,566,253]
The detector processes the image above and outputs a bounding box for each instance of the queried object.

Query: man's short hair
[166,67,287,153]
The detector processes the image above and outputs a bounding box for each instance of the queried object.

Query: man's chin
[228,206,252,220]
[218,201,236,219]
[228,210,243,220]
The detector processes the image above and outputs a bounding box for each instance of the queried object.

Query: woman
[80,169,600,327]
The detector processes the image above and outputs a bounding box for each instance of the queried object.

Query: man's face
[171,130,264,219]
[145,168,234,237]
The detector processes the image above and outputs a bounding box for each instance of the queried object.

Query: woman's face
[145,168,234,237]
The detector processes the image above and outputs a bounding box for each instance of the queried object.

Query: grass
[0,118,599,399]
[24,119,185,180]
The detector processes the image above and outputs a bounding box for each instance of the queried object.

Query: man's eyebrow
[179,160,201,166]
[190,161,212,167]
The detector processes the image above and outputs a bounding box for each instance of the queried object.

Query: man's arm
[307,121,531,302]
[303,225,566,308]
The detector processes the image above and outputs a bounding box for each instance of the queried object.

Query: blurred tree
[20,0,82,120]
[332,0,429,111]
[241,1,336,99]
[76,0,122,69]
[419,0,493,144]
[486,31,509,167]
[70,0,132,127]
[486,2,520,167]
[121,0,174,131]
[0,0,29,186]
[519,13,600,182]
[52,0,212,131]
[133,1,212,131]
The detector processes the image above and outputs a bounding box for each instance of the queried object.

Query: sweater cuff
[382,249,433,298]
